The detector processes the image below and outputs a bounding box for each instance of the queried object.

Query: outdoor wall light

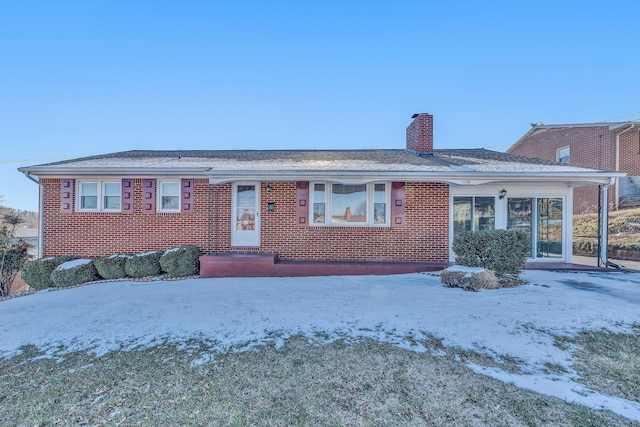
[267,202,275,212]
[499,189,507,200]
[265,183,272,192]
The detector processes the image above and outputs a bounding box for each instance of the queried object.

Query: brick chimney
[406,113,433,154]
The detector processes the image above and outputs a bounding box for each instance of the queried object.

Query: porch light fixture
[265,183,272,192]
[499,189,507,200]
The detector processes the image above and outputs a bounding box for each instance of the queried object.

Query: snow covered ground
[2,270,640,421]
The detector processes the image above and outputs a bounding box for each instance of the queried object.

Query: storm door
[231,182,260,247]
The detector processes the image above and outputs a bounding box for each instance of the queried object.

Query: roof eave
[19,166,624,186]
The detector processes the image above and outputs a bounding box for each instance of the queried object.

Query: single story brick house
[19,114,623,276]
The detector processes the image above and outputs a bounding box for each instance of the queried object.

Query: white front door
[231,182,260,247]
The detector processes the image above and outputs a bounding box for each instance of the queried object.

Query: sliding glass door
[507,197,563,259]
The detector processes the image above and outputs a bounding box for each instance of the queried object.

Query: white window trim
[157,180,181,213]
[76,180,122,212]
[556,145,570,163]
[309,182,391,227]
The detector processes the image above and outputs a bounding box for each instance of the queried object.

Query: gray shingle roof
[18,148,624,187]
[20,148,603,174]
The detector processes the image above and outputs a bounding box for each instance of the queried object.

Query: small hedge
[21,255,74,290]
[160,245,201,277]
[94,254,131,280]
[440,266,499,292]
[452,229,530,277]
[125,250,164,278]
[50,259,99,288]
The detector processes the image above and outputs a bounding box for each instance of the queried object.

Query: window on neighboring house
[158,181,180,212]
[556,146,570,163]
[77,181,121,211]
[453,196,495,235]
[310,182,389,226]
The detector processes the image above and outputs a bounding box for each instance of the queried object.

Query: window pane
[104,196,120,209]
[81,196,97,209]
[313,203,325,223]
[313,183,325,200]
[80,182,98,196]
[236,185,255,230]
[373,184,386,224]
[104,182,120,195]
[313,184,326,224]
[474,197,495,231]
[80,183,98,209]
[507,198,533,257]
[453,197,472,234]
[103,183,121,210]
[537,198,563,258]
[331,184,366,223]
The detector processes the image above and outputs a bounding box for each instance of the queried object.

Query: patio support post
[207,184,211,255]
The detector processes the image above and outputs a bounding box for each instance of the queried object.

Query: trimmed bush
[21,255,74,290]
[94,254,131,280]
[452,229,530,277]
[440,266,499,292]
[125,250,164,278]
[50,259,99,288]
[160,245,201,277]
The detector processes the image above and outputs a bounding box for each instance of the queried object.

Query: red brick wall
[41,179,450,262]
[509,126,616,214]
[618,129,640,176]
[42,178,211,258]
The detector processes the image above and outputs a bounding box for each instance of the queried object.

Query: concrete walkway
[572,255,640,272]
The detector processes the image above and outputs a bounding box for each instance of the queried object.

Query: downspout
[615,124,636,209]
[22,172,44,259]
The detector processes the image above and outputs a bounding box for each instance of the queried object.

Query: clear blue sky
[2,0,639,212]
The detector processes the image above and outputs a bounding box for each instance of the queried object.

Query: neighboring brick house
[19,114,622,276]
[508,121,640,214]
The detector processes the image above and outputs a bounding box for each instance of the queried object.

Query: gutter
[22,172,44,259]
[615,124,636,209]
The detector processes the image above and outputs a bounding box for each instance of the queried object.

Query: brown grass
[2,336,635,426]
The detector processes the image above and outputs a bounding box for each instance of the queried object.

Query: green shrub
[160,245,201,277]
[125,250,164,278]
[452,229,530,277]
[50,259,99,288]
[0,245,29,296]
[440,266,499,292]
[94,254,131,280]
[21,255,74,290]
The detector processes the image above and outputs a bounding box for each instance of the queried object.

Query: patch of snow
[1,270,640,421]
[135,250,162,257]
[55,259,92,271]
[164,247,182,254]
[107,254,131,259]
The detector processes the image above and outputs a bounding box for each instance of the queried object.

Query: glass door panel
[537,198,563,258]
[232,183,260,247]
[507,198,533,257]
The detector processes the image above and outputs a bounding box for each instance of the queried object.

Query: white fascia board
[20,166,624,187]
[207,171,625,186]
[17,167,211,178]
